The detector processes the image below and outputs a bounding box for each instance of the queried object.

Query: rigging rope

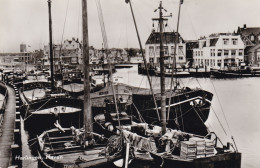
[210,80,232,134]
[126,0,161,121]
[95,0,121,126]
[167,0,182,121]
[58,0,70,63]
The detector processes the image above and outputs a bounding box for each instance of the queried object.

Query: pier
[0,82,21,168]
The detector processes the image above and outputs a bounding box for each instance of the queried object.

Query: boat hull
[211,70,260,78]
[151,152,241,168]
[132,89,213,136]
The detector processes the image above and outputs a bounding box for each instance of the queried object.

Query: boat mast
[48,0,55,92]
[82,0,93,136]
[153,1,169,134]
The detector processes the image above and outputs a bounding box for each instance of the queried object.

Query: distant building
[145,30,186,66]
[43,38,82,70]
[236,24,260,46]
[248,44,260,66]
[193,33,245,69]
[186,40,199,67]
[0,52,33,72]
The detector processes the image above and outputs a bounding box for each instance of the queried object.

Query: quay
[0,81,21,168]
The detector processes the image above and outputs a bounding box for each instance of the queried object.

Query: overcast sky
[0,0,260,52]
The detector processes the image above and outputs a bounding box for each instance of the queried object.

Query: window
[218,50,222,56]
[201,51,203,56]
[179,56,183,60]
[232,39,238,45]
[231,50,236,56]
[223,38,229,45]
[178,46,184,55]
[224,50,229,56]
[164,46,169,55]
[149,57,154,62]
[198,51,200,56]
[171,46,175,55]
[149,46,154,56]
[257,52,260,60]
[211,49,215,56]
[239,49,243,56]
[156,46,160,55]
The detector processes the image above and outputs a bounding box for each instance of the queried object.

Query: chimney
[206,39,210,47]
[244,24,247,29]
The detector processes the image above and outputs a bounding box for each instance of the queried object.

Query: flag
[180,0,184,4]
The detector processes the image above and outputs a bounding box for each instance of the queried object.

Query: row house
[248,44,260,66]
[236,24,260,46]
[43,38,81,70]
[145,30,186,67]
[193,34,245,69]
[236,24,260,65]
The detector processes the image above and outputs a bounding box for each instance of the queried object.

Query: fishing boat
[121,1,242,167]
[19,70,84,133]
[18,1,87,136]
[35,1,125,167]
[154,66,190,78]
[210,63,260,78]
[188,67,211,78]
[123,0,213,136]
[132,86,212,136]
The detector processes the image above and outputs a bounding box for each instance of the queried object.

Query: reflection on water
[21,64,260,168]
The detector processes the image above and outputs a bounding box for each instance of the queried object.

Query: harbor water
[20,64,260,168]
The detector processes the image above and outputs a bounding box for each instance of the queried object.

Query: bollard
[11,144,22,167]
[16,112,20,119]
[15,119,20,130]
[8,165,19,168]
[14,129,21,145]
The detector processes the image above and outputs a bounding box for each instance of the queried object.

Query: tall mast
[159,1,166,135]
[48,0,55,92]
[153,1,169,134]
[82,0,93,135]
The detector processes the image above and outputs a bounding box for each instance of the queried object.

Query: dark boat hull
[132,89,213,136]
[151,152,241,168]
[189,71,211,78]
[211,70,260,78]
[21,97,83,135]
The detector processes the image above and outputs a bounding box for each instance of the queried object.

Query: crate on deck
[180,141,196,160]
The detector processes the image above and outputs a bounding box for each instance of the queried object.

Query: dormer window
[223,38,229,45]
[232,39,238,45]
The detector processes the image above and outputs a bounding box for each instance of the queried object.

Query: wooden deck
[0,85,16,167]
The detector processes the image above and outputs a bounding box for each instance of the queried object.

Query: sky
[0,0,260,52]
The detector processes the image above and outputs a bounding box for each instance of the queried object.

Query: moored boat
[121,1,241,168]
